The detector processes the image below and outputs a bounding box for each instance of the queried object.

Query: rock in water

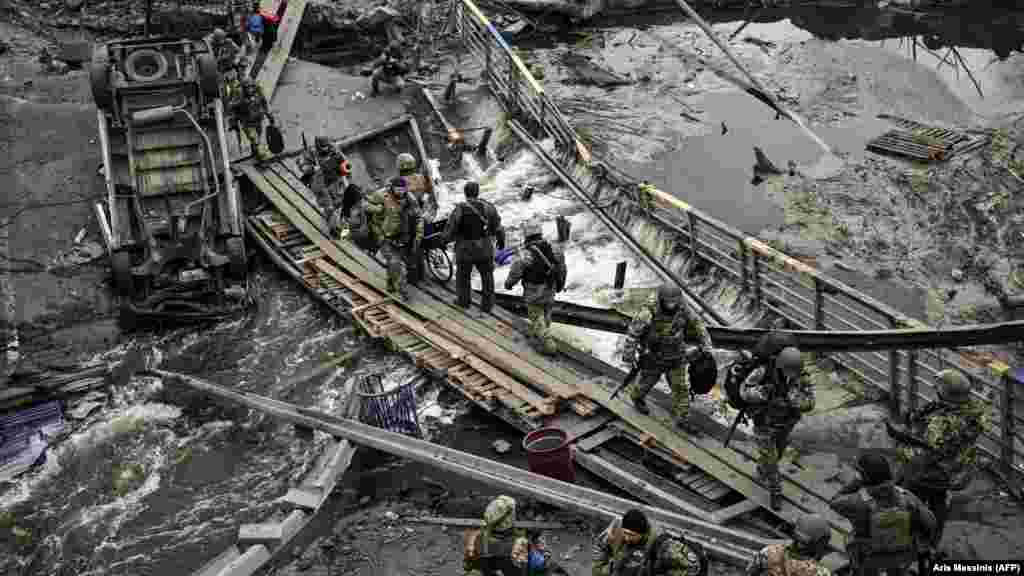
[492,439,512,454]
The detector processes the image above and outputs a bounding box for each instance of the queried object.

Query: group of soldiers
[206,26,278,160]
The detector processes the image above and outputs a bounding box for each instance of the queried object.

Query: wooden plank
[577,427,618,452]
[575,451,711,518]
[195,545,242,576]
[282,487,322,510]
[563,414,614,442]
[461,354,554,415]
[710,499,761,524]
[255,0,309,99]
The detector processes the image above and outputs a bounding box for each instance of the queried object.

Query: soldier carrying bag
[858,487,915,555]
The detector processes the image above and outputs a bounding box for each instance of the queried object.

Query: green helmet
[776,346,802,375]
[937,369,971,404]
[793,514,830,546]
[522,222,542,238]
[657,284,682,311]
[397,152,417,173]
[484,495,517,532]
[213,28,227,41]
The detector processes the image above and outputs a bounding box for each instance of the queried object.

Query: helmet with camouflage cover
[793,514,830,546]
[776,346,802,376]
[522,222,542,239]
[937,369,971,404]
[657,284,682,312]
[484,495,517,532]
[213,28,227,42]
[396,152,417,174]
[315,136,332,152]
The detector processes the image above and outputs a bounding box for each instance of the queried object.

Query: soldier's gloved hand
[684,345,700,361]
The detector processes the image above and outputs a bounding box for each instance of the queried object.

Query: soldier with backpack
[724,332,815,510]
[593,508,707,576]
[745,515,832,576]
[829,453,937,576]
[504,222,567,355]
[366,177,423,299]
[620,284,714,435]
[444,180,503,314]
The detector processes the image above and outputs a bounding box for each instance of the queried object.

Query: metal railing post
[905,350,918,419]
[737,239,748,292]
[687,212,698,270]
[889,318,901,416]
[1002,367,1018,479]
[813,278,825,330]
[751,251,762,309]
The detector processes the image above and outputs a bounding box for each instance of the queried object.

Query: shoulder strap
[645,533,672,576]
[528,244,553,271]
[462,200,490,233]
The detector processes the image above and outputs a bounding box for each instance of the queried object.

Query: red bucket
[522,427,575,483]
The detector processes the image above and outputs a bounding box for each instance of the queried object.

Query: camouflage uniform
[593,515,702,576]
[464,495,552,576]
[366,178,423,298]
[300,138,348,223]
[745,543,831,576]
[444,181,502,312]
[397,153,435,286]
[895,369,990,546]
[622,285,712,430]
[211,34,242,75]
[504,225,567,355]
[738,347,815,504]
[637,181,657,211]
[830,471,937,576]
[231,80,272,159]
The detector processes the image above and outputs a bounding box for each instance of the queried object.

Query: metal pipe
[96,108,119,250]
[214,99,240,236]
[94,203,114,255]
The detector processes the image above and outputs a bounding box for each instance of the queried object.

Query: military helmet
[657,284,682,309]
[314,136,331,150]
[937,369,971,404]
[396,153,417,173]
[484,495,517,532]
[522,222,542,238]
[854,452,892,485]
[390,176,408,194]
[213,28,227,41]
[776,346,802,374]
[793,514,830,546]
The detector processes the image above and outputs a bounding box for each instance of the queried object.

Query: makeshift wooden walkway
[235,118,854,569]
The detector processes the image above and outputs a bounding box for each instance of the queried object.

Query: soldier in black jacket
[444,181,503,313]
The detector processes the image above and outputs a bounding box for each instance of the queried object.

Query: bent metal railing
[448,0,1023,482]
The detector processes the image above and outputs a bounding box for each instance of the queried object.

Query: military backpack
[859,487,915,553]
[645,532,708,576]
[723,332,797,412]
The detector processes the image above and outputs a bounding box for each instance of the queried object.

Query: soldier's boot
[674,417,703,437]
[631,395,650,415]
[770,487,783,511]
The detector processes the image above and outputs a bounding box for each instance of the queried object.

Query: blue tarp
[0,401,65,481]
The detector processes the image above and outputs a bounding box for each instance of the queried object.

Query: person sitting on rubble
[830,452,937,576]
[745,515,832,576]
[464,495,566,576]
[593,508,706,576]
[369,42,409,97]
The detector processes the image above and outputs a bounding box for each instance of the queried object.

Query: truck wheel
[226,237,247,280]
[197,54,221,99]
[89,61,113,110]
[112,251,134,298]
[124,49,169,83]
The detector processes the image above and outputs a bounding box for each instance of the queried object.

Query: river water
[3,6,1022,574]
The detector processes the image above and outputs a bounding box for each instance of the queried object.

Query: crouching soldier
[737,344,815,510]
[745,515,832,576]
[504,222,566,356]
[366,177,422,299]
[621,283,712,435]
[370,42,409,97]
[593,508,706,576]
[830,453,937,576]
[464,495,566,576]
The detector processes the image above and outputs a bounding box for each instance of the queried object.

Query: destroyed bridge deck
[235,117,853,568]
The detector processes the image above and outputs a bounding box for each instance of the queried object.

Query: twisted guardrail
[448,0,1022,482]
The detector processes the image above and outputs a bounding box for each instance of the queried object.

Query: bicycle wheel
[426,247,453,283]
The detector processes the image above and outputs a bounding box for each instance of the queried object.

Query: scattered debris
[560,53,633,88]
[492,439,512,454]
[867,116,979,163]
[743,36,776,51]
[0,401,65,482]
[382,510,399,522]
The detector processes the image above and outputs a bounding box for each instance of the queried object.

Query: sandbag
[687,349,717,396]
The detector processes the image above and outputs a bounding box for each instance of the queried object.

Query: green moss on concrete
[781,188,841,243]
[112,462,146,496]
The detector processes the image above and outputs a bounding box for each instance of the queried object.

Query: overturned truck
[90,36,252,329]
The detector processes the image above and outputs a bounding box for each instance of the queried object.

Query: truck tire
[124,48,169,83]
[226,237,247,280]
[112,251,134,298]
[89,61,113,110]
[197,53,221,99]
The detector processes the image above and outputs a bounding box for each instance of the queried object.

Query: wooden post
[1003,368,1018,479]
[889,318,901,416]
[737,239,748,292]
[614,262,627,290]
[813,278,825,330]
[556,215,571,242]
[905,350,918,419]
[751,251,762,309]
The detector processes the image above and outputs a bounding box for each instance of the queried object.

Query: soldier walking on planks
[230,78,275,160]
[829,452,937,576]
[300,136,351,232]
[886,369,990,549]
[464,495,564,576]
[444,180,502,314]
[209,28,243,97]
[504,222,567,356]
[592,508,707,576]
[621,284,713,436]
[745,514,832,576]
[396,153,436,286]
[736,343,815,510]
[366,177,423,299]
